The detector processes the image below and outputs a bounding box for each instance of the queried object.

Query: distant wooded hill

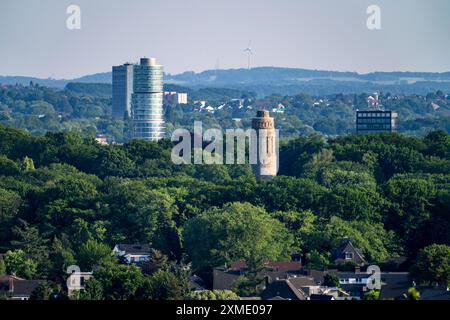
[2,67,450,96]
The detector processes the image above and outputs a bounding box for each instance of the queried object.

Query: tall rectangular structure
[356,110,398,134]
[131,58,165,141]
[112,63,134,119]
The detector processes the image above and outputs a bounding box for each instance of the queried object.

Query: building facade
[177,93,188,104]
[251,110,278,181]
[112,63,134,119]
[356,110,398,134]
[164,92,188,105]
[131,58,165,141]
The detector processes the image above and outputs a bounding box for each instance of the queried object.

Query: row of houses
[189,99,285,114]
[211,240,450,300]
[2,241,449,300]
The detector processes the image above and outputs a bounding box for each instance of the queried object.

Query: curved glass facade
[133,66,163,93]
[131,58,165,141]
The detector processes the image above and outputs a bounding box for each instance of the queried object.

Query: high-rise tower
[112,63,134,119]
[131,57,165,141]
[251,110,278,181]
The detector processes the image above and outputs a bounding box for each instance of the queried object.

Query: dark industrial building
[356,110,398,134]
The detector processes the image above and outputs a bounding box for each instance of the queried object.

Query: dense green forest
[0,124,449,299]
[0,83,122,138]
[1,83,449,143]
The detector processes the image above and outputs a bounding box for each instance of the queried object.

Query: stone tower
[251,110,278,181]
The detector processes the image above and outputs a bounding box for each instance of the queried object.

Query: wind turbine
[244,41,252,70]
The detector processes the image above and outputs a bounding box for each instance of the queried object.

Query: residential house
[0,275,45,300]
[272,103,285,114]
[260,279,308,300]
[305,268,411,300]
[339,271,412,299]
[213,261,302,291]
[336,272,371,299]
[378,272,411,300]
[332,239,366,266]
[9,279,46,300]
[113,244,152,265]
[260,275,346,300]
[95,135,108,145]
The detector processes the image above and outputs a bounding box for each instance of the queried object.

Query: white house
[112,244,152,264]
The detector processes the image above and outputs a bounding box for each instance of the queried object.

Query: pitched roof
[0,274,23,281]
[332,239,365,263]
[214,261,303,291]
[268,296,289,300]
[288,276,317,288]
[213,269,241,291]
[309,294,334,300]
[228,261,302,272]
[11,279,45,297]
[115,244,152,255]
[304,269,327,284]
[378,272,411,300]
[260,280,308,300]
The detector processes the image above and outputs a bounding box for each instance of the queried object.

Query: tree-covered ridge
[0,124,449,299]
[4,66,450,93]
[0,82,123,139]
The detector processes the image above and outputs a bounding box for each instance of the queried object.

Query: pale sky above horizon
[0,0,449,79]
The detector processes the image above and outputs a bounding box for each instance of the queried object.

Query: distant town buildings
[356,110,398,134]
[213,261,303,291]
[95,134,108,145]
[112,63,134,119]
[164,92,188,105]
[131,58,165,141]
[210,239,421,300]
[252,110,277,181]
[272,103,285,114]
[367,92,381,109]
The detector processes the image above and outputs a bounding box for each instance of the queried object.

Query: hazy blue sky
[0,0,449,79]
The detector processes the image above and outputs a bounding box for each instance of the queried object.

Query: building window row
[357,112,391,118]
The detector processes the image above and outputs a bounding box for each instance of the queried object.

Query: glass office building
[112,63,134,119]
[356,110,398,134]
[131,58,165,141]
